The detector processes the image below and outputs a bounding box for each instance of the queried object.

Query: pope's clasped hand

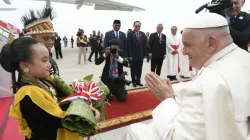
[145,72,175,101]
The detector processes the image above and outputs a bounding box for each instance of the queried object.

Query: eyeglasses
[114,24,120,27]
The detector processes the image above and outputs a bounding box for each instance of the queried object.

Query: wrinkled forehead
[182,29,200,44]
[171,26,177,30]
[134,22,141,26]
[233,0,244,3]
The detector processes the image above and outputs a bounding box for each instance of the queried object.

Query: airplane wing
[33,0,94,6]
[0,8,17,11]
[3,0,11,4]
[32,0,145,11]
[93,0,145,11]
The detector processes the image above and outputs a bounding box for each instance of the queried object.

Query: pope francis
[125,13,250,140]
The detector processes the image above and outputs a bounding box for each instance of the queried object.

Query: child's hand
[89,104,100,122]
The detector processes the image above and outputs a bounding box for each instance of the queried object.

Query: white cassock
[166,35,182,76]
[125,43,250,140]
[178,37,191,77]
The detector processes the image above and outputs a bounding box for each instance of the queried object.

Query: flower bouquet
[52,74,109,137]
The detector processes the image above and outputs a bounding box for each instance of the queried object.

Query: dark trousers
[99,47,104,56]
[54,46,62,59]
[167,75,177,81]
[130,59,143,84]
[88,51,98,60]
[151,57,164,75]
[104,79,127,102]
[71,42,73,48]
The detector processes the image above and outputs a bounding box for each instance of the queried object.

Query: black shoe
[132,83,137,87]
[173,76,177,81]
[180,75,190,79]
[137,83,143,86]
[88,59,92,62]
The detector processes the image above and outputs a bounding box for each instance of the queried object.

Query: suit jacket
[49,57,60,76]
[104,30,127,56]
[54,36,61,47]
[229,11,250,51]
[98,38,104,50]
[90,39,99,51]
[95,50,129,84]
[148,32,167,58]
[127,31,147,60]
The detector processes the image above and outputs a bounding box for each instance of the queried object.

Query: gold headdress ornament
[21,7,56,35]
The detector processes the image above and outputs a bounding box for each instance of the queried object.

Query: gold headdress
[21,7,56,35]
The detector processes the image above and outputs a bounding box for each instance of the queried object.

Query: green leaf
[62,98,96,136]
[83,74,94,82]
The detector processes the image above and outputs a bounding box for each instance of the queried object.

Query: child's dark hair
[0,37,40,93]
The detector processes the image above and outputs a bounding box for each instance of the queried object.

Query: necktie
[229,17,235,25]
[158,33,162,41]
[115,31,118,38]
[136,32,140,43]
[109,57,118,80]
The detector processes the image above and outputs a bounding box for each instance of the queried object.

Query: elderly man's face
[171,26,177,35]
[134,22,141,32]
[157,25,163,33]
[182,29,210,69]
[225,0,245,17]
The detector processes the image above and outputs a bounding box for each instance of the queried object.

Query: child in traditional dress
[0,37,99,140]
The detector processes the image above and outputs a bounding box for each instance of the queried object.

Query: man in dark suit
[127,21,147,87]
[104,20,127,57]
[148,24,166,76]
[54,32,63,59]
[95,39,130,102]
[88,35,99,62]
[225,0,250,51]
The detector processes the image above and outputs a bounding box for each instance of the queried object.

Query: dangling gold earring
[24,68,29,73]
